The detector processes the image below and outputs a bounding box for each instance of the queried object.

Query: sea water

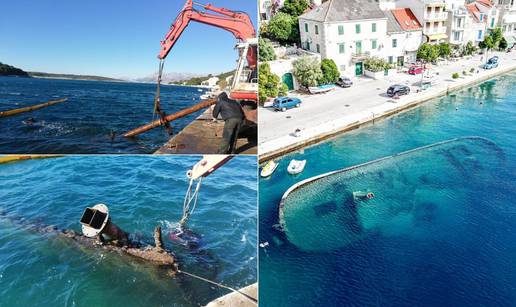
[259,73,516,306]
[0,155,257,306]
[0,77,208,153]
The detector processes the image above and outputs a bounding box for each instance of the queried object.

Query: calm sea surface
[0,77,208,153]
[0,155,257,306]
[260,73,516,306]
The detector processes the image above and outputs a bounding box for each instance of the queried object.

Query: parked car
[336,76,353,88]
[483,56,499,70]
[272,97,302,111]
[387,84,410,97]
[408,66,424,75]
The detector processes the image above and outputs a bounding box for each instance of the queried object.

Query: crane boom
[158,0,257,68]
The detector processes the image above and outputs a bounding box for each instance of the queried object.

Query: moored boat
[287,159,306,175]
[261,160,279,178]
[308,84,335,94]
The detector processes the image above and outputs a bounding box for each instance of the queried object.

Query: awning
[427,33,448,41]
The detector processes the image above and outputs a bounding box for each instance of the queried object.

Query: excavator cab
[229,39,258,123]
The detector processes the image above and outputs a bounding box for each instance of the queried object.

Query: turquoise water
[0,77,208,153]
[0,156,257,306]
[260,73,516,306]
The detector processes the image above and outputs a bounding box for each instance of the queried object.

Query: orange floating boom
[0,98,68,118]
[124,98,217,138]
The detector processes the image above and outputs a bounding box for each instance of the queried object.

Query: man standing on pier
[212,92,244,154]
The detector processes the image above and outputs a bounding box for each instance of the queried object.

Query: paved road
[259,51,513,147]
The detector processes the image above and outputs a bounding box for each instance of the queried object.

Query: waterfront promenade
[259,51,516,162]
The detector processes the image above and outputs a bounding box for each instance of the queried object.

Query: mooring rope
[177,269,258,305]
[178,177,203,227]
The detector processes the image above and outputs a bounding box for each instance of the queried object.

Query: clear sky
[0,0,257,79]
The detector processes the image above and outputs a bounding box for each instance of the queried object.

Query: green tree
[319,59,340,84]
[258,63,282,103]
[280,0,309,17]
[484,36,495,58]
[417,43,440,63]
[490,27,503,48]
[363,57,390,72]
[267,12,294,43]
[278,83,289,97]
[438,42,451,58]
[288,17,301,45]
[499,37,508,50]
[259,38,276,62]
[292,56,322,87]
[478,39,487,50]
[465,41,476,56]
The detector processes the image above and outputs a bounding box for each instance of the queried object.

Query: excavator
[125,0,257,140]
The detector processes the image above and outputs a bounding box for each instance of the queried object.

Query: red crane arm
[158,0,256,67]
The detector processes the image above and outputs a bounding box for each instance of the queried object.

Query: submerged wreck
[278,137,506,252]
[1,203,178,274]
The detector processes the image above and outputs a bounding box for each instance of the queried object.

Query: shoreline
[259,54,516,163]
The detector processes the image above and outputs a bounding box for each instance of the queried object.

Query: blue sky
[0,0,256,78]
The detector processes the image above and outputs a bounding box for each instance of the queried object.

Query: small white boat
[260,160,279,178]
[287,159,306,175]
[308,84,335,94]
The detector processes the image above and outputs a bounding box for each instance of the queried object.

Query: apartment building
[298,0,389,76]
[494,0,516,46]
[394,0,449,44]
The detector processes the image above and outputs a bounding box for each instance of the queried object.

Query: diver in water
[24,117,36,125]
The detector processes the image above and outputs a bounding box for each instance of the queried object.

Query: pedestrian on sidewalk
[212,92,244,154]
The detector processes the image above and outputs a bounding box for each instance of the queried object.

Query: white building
[494,0,516,46]
[201,76,219,87]
[465,2,488,45]
[268,48,321,90]
[394,0,449,44]
[446,1,472,45]
[259,0,323,23]
[298,0,389,77]
[259,0,285,22]
[385,8,424,65]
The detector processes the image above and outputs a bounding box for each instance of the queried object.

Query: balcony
[453,8,469,16]
[425,26,447,35]
[423,0,446,7]
[424,12,448,20]
[351,51,371,61]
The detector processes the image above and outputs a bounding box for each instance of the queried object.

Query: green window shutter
[372,39,377,49]
[315,25,319,35]
[339,43,345,53]
[356,24,361,34]
[338,25,344,35]
[392,39,397,48]
[305,23,308,32]
[316,44,320,53]
[372,23,376,32]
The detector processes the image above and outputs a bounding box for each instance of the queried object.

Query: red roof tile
[390,8,422,31]
[476,0,493,8]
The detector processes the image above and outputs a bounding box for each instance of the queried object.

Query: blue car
[273,97,302,112]
[483,56,499,69]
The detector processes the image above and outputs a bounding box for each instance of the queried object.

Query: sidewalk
[259,51,516,162]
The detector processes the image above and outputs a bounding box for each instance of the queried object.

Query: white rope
[179,177,202,227]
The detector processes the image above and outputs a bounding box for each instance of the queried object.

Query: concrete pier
[155,108,257,155]
[205,283,257,307]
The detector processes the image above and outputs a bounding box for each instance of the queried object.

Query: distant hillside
[134,71,205,84]
[172,70,235,86]
[0,62,30,77]
[29,72,122,82]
